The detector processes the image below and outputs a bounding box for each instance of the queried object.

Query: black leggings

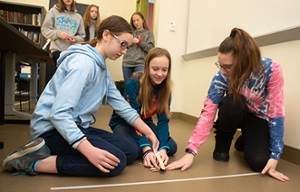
[52,51,61,67]
[215,94,270,172]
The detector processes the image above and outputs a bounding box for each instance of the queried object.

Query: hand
[77,139,120,173]
[59,31,71,40]
[158,149,169,165]
[142,149,158,168]
[166,153,195,171]
[132,37,139,44]
[144,133,159,152]
[261,158,290,182]
[66,36,75,44]
[59,32,75,44]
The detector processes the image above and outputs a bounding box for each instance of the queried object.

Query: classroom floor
[0,104,299,192]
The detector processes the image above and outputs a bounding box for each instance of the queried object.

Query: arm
[49,56,94,145]
[261,61,289,182]
[167,72,228,171]
[73,16,85,42]
[265,61,284,160]
[41,9,60,40]
[156,113,171,165]
[122,79,153,148]
[106,78,159,151]
[137,31,155,52]
[166,98,219,171]
[186,72,228,153]
[157,113,170,152]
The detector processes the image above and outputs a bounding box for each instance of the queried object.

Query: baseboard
[171,112,198,125]
[281,146,300,166]
[171,112,300,166]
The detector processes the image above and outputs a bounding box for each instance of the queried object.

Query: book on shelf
[18,27,41,44]
[19,73,31,79]
[0,9,41,26]
[20,65,31,74]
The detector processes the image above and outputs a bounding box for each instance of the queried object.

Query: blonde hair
[133,47,172,118]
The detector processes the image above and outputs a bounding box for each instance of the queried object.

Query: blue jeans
[113,122,177,158]
[40,127,138,177]
[122,66,144,82]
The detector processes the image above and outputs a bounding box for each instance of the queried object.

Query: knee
[168,141,178,156]
[126,147,139,164]
[219,94,247,115]
[108,164,126,177]
[245,155,268,172]
[108,153,127,176]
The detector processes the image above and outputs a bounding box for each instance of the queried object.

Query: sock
[32,160,41,173]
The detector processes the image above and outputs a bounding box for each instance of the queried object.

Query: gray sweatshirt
[41,5,85,53]
[122,29,155,67]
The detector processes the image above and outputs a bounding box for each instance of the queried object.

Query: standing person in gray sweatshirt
[41,0,85,66]
[122,12,155,82]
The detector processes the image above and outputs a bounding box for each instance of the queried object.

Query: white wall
[152,0,189,113]
[260,41,300,148]
[186,0,300,53]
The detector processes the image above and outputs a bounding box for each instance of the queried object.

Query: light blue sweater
[31,44,139,148]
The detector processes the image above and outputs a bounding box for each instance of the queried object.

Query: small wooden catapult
[147,152,166,173]
[155,152,166,173]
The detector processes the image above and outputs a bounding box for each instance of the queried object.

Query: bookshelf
[0,2,50,112]
[0,1,46,47]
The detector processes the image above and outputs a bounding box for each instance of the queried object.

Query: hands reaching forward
[142,149,169,169]
[166,153,195,171]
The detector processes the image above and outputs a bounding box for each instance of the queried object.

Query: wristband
[136,39,141,46]
[185,148,196,156]
[142,149,153,160]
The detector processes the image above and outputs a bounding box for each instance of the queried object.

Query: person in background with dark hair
[167,28,289,182]
[122,12,155,82]
[110,47,177,169]
[83,4,100,42]
[1,15,159,177]
[41,0,85,66]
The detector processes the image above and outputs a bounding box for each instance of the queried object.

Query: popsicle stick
[155,152,166,172]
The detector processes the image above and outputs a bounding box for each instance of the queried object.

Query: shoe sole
[1,138,45,169]
[213,156,229,162]
[213,153,229,162]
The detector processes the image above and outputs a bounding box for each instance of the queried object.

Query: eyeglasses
[110,32,129,50]
[215,62,232,72]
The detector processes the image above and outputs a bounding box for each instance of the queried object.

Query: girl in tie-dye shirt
[167,28,289,182]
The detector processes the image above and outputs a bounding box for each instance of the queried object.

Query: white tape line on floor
[51,172,260,190]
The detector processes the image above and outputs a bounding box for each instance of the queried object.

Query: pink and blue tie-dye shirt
[187,57,284,160]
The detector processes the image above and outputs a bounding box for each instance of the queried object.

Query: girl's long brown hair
[218,27,264,101]
[130,12,149,30]
[83,4,100,31]
[133,47,172,118]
